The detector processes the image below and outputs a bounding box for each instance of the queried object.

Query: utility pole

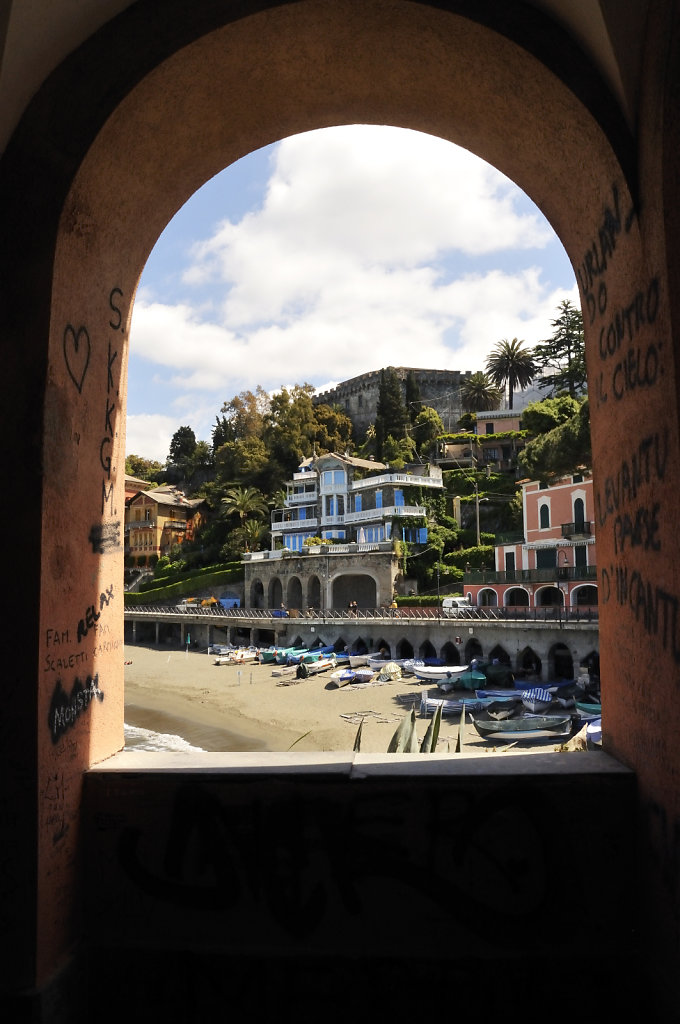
[475,480,481,546]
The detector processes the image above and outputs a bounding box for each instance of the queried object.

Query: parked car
[441,596,473,617]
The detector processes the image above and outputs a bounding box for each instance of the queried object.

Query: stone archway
[7,0,680,1002]
[505,587,529,607]
[250,578,265,609]
[536,586,564,607]
[28,1,657,779]
[268,577,283,609]
[287,576,303,610]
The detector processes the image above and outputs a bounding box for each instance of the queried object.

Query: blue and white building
[271,453,444,552]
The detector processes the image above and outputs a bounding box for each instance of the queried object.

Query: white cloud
[128,125,577,447]
[125,413,181,462]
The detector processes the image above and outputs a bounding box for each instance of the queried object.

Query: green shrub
[125,564,244,605]
[443,545,494,570]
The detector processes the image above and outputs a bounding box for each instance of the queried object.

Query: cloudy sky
[126,125,578,462]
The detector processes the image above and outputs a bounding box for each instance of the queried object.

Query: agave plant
[419,703,443,753]
[387,708,419,753]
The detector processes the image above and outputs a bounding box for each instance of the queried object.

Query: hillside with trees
[126,300,590,595]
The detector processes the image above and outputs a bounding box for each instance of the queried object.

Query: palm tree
[485,337,536,409]
[460,372,502,412]
[221,485,269,526]
[238,519,269,553]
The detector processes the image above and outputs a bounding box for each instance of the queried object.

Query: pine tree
[533,300,587,398]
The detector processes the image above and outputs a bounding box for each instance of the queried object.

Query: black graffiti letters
[107,342,118,396]
[88,521,120,554]
[604,564,680,663]
[595,431,668,529]
[109,287,124,332]
[63,324,91,393]
[77,584,114,642]
[44,650,88,673]
[598,278,660,361]
[612,342,661,401]
[49,674,104,743]
[577,183,622,307]
[613,503,661,555]
[99,338,120,515]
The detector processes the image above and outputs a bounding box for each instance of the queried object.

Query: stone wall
[244,547,400,610]
[314,366,472,436]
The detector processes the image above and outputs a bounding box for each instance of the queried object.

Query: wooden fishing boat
[420,694,491,717]
[520,687,554,713]
[575,698,602,718]
[469,712,572,740]
[413,663,471,682]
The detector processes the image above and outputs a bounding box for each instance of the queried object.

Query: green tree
[168,425,197,464]
[237,518,269,553]
[460,372,502,412]
[221,485,269,527]
[215,437,270,490]
[404,370,422,423]
[262,384,352,481]
[520,394,580,435]
[125,454,164,483]
[485,337,536,409]
[381,433,416,467]
[413,405,444,455]
[375,367,408,458]
[182,439,214,493]
[533,299,587,398]
[220,386,270,441]
[519,398,591,481]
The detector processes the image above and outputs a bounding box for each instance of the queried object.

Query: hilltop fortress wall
[313,366,472,436]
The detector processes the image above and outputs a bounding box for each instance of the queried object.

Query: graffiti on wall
[581,184,680,661]
[63,285,127,537]
[48,674,105,744]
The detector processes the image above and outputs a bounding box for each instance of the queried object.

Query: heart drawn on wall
[63,324,91,393]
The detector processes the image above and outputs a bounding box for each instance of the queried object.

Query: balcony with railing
[162,519,187,532]
[344,504,426,524]
[125,519,156,533]
[464,564,597,585]
[350,471,442,491]
[271,516,319,533]
[561,520,592,538]
[286,489,318,504]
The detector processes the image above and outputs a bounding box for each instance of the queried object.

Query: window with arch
[539,503,550,528]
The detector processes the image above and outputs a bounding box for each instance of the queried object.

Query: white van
[441,596,472,617]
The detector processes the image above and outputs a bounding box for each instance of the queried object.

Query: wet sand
[123,643,575,755]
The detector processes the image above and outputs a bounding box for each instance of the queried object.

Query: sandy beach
[124,643,576,755]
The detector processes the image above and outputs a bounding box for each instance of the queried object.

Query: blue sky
[127,125,578,462]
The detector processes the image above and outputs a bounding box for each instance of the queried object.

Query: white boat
[304,655,337,675]
[520,687,554,713]
[412,663,471,682]
[214,647,259,665]
[367,655,417,672]
[348,653,370,668]
[328,667,357,687]
[352,667,376,683]
[420,693,491,716]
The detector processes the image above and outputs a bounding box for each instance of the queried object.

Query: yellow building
[125,485,205,563]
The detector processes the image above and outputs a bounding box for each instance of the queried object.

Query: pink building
[464,473,597,611]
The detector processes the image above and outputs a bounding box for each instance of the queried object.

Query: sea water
[124,722,205,753]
